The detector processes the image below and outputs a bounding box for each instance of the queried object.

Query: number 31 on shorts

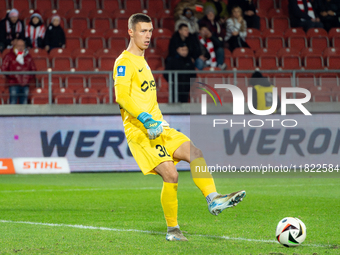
[156,145,170,157]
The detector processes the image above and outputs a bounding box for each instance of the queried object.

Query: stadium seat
[31,94,50,104]
[247,28,262,37]
[124,0,144,13]
[79,94,101,104]
[65,37,83,51]
[85,37,106,49]
[56,0,76,14]
[272,73,293,89]
[281,56,301,70]
[246,37,263,51]
[53,87,73,95]
[309,86,332,102]
[152,28,172,42]
[300,47,323,58]
[257,0,275,12]
[153,37,171,57]
[98,57,116,70]
[69,17,90,30]
[33,57,49,71]
[259,17,269,31]
[235,56,256,70]
[41,76,63,88]
[75,56,96,71]
[332,36,340,48]
[277,47,300,58]
[327,56,340,69]
[328,28,340,40]
[268,8,287,18]
[310,36,329,51]
[71,48,95,58]
[104,28,129,40]
[323,47,340,59]
[145,56,164,70]
[284,27,305,39]
[265,36,285,52]
[92,17,113,31]
[102,0,122,13]
[34,0,54,13]
[11,0,32,13]
[94,48,121,58]
[307,28,328,38]
[271,17,290,32]
[0,0,8,10]
[29,48,49,58]
[232,47,254,57]
[255,48,277,57]
[88,9,111,19]
[319,73,339,89]
[108,37,128,50]
[79,0,100,12]
[159,16,175,32]
[49,48,73,59]
[296,73,316,89]
[88,75,108,89]
[65,28,83,38]
[145,0,166,12]
[115,17,129,30]
[52,57,73,71]
[65,76,86,90]
[258,56,278,70]
[287,36,307,51]
[54,94,76,104]
[65,9,88,20]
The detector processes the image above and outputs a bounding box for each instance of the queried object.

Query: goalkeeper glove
[137,112,163,140]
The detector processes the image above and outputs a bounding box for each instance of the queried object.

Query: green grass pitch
[0,172,339,254]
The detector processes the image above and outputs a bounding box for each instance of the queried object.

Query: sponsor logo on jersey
[117,66,126,76]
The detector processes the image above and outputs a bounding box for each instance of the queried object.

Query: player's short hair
[178,23,189,30]
[128,13,152,30]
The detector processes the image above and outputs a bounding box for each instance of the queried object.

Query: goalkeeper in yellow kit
[113,13,246,241]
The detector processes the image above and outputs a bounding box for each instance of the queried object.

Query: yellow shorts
[127,127,190,175]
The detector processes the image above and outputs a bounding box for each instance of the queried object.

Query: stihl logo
[0,159,15,174]
[23,161,62,169]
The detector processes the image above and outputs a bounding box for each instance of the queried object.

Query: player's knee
[167,170,178,183]
[191,147,203,159]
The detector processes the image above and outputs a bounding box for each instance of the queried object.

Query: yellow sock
[161,182,178,227]
[190,157,217,197]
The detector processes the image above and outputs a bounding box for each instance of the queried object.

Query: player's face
[131,22,153,50]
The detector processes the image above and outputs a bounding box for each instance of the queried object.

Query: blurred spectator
[225,6,250,52]
[198,24,226,70]
[315,0,340,31]
[228,0,260,30]
[25,10,45,49]
[249,71,280,112]
[289,0,324,32]
[199,5,225,43]
[164,43,196,103]
[1,39,37,104]
[0,9,25,52]
[44,15,65,52]
[175,8,200,34]
[168,23,204,70]
[203,0,229,23]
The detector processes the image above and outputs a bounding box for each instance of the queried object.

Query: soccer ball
[275,217,306,247]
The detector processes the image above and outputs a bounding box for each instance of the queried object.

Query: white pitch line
[0,220,331,248]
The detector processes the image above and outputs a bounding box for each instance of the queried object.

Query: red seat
[281,56,301,70]
[255,48,277,57]
[327,56,340,69]
[145,56,164,70]
[328,27,340,40]
[259,17,268,31]
[53,87,74,96]
[271,17,290,32]
[34,0,54,13]
[0,0,8,10]
[284,28,305,39]
[300,47,323,57]
[89,9,111,19]
[152,28,172,43]
[104,28,129,40]
[115,17,129,30]
[11,0,32,13]
[102,0,122,13]
[108,37,127,50]
[310,37,329,51]
[262,28,283,38]
[29,48,49,58]
[268,8,287,18]
[332,36,340,48]
[52,57,73,71]
[49,48,73,59]
[71,48,95,58]
[235,56,256,70]
[159,16,175,32]
[153,37,171,57]
[124,0,144,13]
[56,0,76,14]
[92,17,113,31]
[319,73,339,89]
[79,0,100,12]
[313,94,332,102]
[81,28,104,39]
[98,57,116,71]
[65,9,88,20]
[65,76,86,90]
[257,0,275,12]
[277,47,300,58]
[232,47,254,57]
[296,73,316,89]
[307,28,328,38]
[287,36,307,51]
[246,37,262,51]
[265,36,285,52]
[41,76,62,88]
[95,48,121,58]
[69,17,90,30]
[272,73,293,89]
[85,37,106,49]
[65,37,83,51]
[258,56,278,70]
[88,75,108,89]
[31,94,50,104]
[75,56,96,71]
[79,94,100,104]
[54,94,76,104]
[65,28,83,38]
[309,86,332,102]
[323,47,340,58]
[33,57,49,71]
